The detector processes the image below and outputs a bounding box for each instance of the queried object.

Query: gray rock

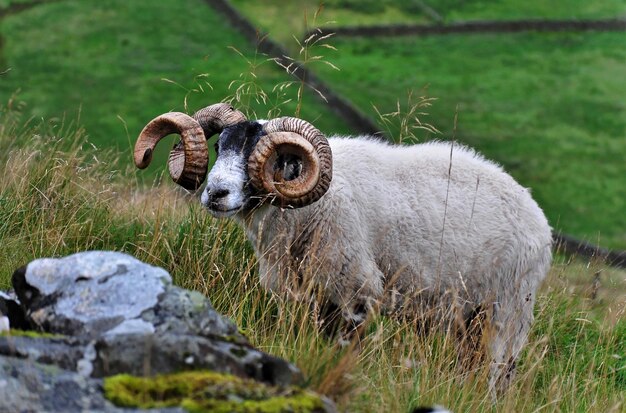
[0,355,185,413]
[15,251,170,338]
[0,334,86,371]
[0,355,108,412]
[0,251,333,413]
[92,329,301,385]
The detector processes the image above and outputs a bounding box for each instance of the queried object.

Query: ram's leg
[485,246,549,395]
[487,293,535,394]
[455,304,489,375]
[327,258,385,347]
[336,300,370,347]
[310,299,343,337]
[309,298,369,346]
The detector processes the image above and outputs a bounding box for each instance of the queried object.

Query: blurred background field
[0,1,625,411]
[232,0,626,44]
[1,0,624,248]
[0,0,352,173]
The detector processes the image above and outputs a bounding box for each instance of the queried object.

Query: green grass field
[232,0,626,45]
[230,0,431,47]
[437,0,626,21]
[0,0,351,172]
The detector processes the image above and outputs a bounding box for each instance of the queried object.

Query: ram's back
[327,137,552,296]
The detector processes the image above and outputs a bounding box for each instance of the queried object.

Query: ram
[135,103,552,390]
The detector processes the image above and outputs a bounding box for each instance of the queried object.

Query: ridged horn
[134,112,207,190]
[248,117,332,208]
[192,103,247,137]
[134,103,246,190]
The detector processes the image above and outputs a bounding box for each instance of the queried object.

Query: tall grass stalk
[273,4,339,118]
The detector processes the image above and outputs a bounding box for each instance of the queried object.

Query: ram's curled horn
[248,117,332,208]
[133,103,246,191]
[134,112,207,190]
[192,103,247,137]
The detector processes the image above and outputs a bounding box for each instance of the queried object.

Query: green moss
[0,329,64,339]
[104,370,326,413]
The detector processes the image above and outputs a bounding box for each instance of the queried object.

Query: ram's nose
[200,184,243,218]
[206,188,230,206]
[202,186,227,207]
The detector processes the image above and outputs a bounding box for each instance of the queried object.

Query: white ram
[135,103,552,390]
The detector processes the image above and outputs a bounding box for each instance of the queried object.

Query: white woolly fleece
[237,136,552,390]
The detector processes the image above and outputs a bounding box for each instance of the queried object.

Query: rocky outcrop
[0,251,335,413]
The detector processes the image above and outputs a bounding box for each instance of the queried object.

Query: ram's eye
[214,142,219,155]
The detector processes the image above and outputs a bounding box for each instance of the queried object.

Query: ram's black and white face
[200,121,264,218]
[201,119,310,217]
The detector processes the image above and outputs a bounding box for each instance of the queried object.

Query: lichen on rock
[104,370,329,413]
[0,328,64,339]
